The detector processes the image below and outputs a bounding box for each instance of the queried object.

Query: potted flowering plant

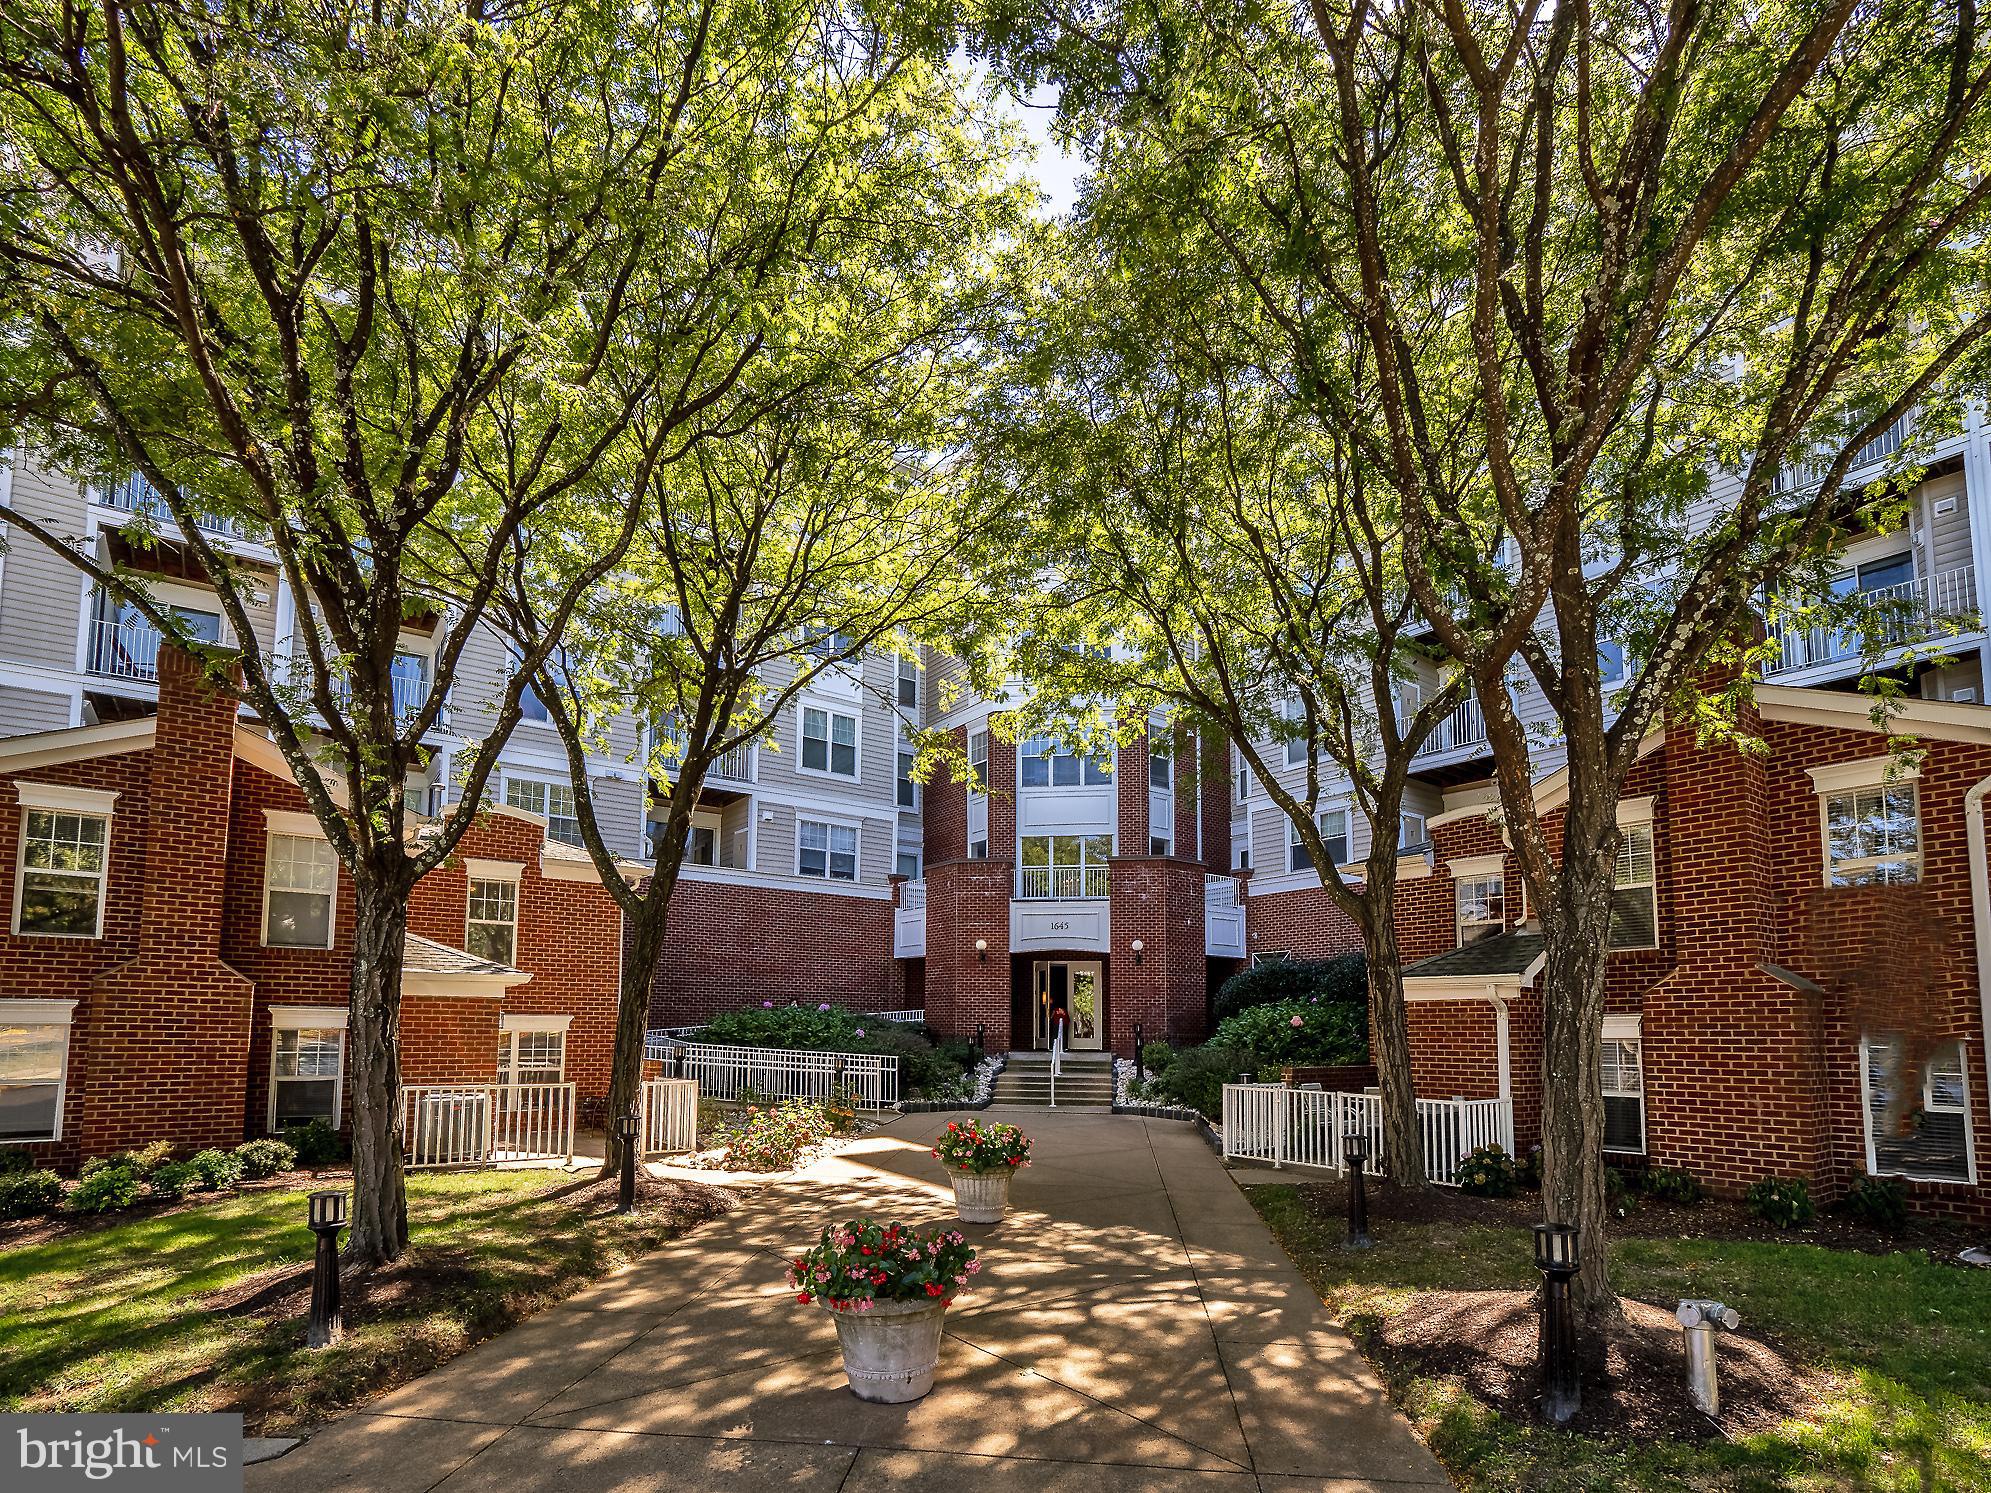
[787,1218,979,1402]
[930,1119,1032,1223]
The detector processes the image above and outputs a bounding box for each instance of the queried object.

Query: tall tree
[493,185,1028,1174]
[0,0,973,1260]
[981,0,1991,1306]
[981,236,1471,1184]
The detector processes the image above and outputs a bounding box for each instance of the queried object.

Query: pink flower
[1289,1015,1304,1028]
[854,1028,865,1037]
[818,1002,831,1011]
[763,1000,774,1008]
[856,1299,874,1312]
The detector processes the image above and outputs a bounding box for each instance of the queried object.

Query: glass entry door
[1033,960,1105,1050]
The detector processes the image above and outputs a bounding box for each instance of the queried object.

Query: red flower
[796,1292,812,1303]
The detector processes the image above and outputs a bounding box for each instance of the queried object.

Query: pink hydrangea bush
[930,1119,1032,1175]
[787,1218,980,1311]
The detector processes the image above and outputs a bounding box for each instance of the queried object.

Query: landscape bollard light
[974,1022,986,1061]
[1676,1298,1740,1416]
[615,1111,641,1214]
[306,1189,348,1349]
[1134,1022,1145,1082]
[1533,1223,1582,1426]
[1343,1131,1373,1249]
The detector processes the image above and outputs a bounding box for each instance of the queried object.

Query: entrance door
[1033,960,1105,1050]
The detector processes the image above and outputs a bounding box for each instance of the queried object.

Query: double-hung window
[505,777,582,846]
[1863,1037,1973,1182]
[897,655,920,711]
[1149,737,1173,791]
[1290,808,1349,872]
[1235,751,1252,801]
[1600,1020,1645,1153]
[15,788,113,937]
[1282,698,1309,767]
[895,848,922,880]
[498,1021,567,1086]
[802,706,859,778]
[798,819,858,881]
[1824,781,1921,886]
[1609,822,1659,949]
[269,1011,346,1129]
[264,832,337,948]
[1455,869,1505,945]
[897,745,919,809]
[466,877,519,965]
[0,1001,76,1143]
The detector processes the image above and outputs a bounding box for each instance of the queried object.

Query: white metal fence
[669,1041,899,1109]
[639,1077,700,1154]
[401,1082,577,1169]
[1205,875,1246,957]
[1220,1085,1514,1187]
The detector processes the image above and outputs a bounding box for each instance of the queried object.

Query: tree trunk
[1537,845,1618,1314]
[346,880,412,1264]
[1362,888,1426,1185]
[600,901,671,1178]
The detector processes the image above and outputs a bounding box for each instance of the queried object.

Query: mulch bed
[1274,1174,1984,1261]
[1374,1288,1829,1440]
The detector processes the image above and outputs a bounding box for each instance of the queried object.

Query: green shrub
[147,1160,200,1201]
[699,1003,966,1098]
[1456,1144,1519,1197]
[1138,1041,1175,1078]
[234,1138,297,1180]
[1153,1044,1254,1118]
[1845,1176,1909,1233]
[1212,954,1366,1024]
[0,1167,64,1219]
[1207,1000,1367,1067]
[1606,1167,1639,1218]
[286,1118,347,1166]
[187,1148,243,1192]
[0,1148,32,1176]
[716,1098,840,1172]
[81,1139,173,1181]
[1642,1166,1705,1206]
[68,1164,142,1214]
[1745,1176,1815,1228]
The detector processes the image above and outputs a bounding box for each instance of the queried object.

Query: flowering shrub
[716,1098,846,1171]
[1207,1000,1367,1066]
[931,1119,1031,1175]
[787,1217,980,1311]
[1456,1144,1520,1197]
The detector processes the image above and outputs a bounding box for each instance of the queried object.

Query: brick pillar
[1173,726,1204,865]
[923,856,1014,1048]
[923,725,968,865]
[1199,732,1233,873]
[1107,856,1208,1053]
[1649,704,1828,1195]
[82,647,257,1156]
[1117,728,1149,853]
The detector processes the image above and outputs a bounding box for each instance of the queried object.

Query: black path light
[305,1189,348,1349]
[1133,1022,1146,1083]
[1343,1131,1373,1249]
[974,1022,986,1061]
[615,1109,642,1214]
[1533,1222,1583,1425]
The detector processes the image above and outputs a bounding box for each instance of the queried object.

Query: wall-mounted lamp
[1130,939,1144,965]
[974,938,988,962]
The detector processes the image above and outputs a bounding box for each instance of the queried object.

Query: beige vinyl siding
[1922,473,1973,578]
[0,461,91,672]
[0,684,76,735]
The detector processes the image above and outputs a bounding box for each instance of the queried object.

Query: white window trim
[13,796,114,940]
[1859,1036,1978,1185]
[1448,852,1506,879]
[466,872,521,965]
[1610,821,1660,951]
[1601,1015,1647,1155]
[896,741,920,812]
[1290,806,1350,871]
[796,813,863,883]
[0,997,77,1145]
[267,1008,348,1132]
[262,829,338,950]
[797,699,862,782]
[1815,773,1923,889]
[501,1012,573,1033]
[263,808,328,838]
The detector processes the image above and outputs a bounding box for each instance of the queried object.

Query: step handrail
[1049,1027,1064,1109]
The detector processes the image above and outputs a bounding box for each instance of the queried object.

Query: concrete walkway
[250,1111,1452,1492]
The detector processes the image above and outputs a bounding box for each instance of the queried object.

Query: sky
[1005,84,1087,218]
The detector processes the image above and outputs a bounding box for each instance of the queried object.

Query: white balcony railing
[707,741,756,784]
[1017,863,1110,899]
[1772,411,1917,496]
[99,473,244,537]
[1765,563,1979,676]
[1205,874,1246,957]
[893,878,926,957]
[1416,692,1489,758]
[1221,1085,1515,1187]
[87,616,162,681]
[330,665,431,724]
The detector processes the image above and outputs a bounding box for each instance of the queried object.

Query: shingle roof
[1401,929,1544,980]
[402,931,524,981]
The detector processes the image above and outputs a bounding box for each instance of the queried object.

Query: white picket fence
[401,1082,577,1169]
[1220,1085,1513,1187]
[639,1077,700,1154]
[665,1041,900,1110]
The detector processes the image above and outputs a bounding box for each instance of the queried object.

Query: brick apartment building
[0,648,628,1170]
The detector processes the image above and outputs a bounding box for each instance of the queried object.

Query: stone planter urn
[824,1297,950,1402]
[947,1166,1012,1224]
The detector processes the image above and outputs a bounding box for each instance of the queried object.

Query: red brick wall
[1244,882,1365,962]
[924,725,968,865]
[401,994,503,1084]
[644,876,905,1026]
[1108,855,1209,1050]
[921,856,1014,1048]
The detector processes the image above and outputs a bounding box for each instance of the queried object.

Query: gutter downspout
[1963,775,1991,1126]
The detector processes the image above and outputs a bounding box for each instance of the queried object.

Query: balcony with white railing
[1017,863,1111,900]
[98,473,246,538]
[1771,411,1920,496]
[1765,563,1980,677]
[87,614,163,682]
[706,740,756,785]
[1414,692,1489,760]
[1205,874,1246,957]
[329,658,434,726]
[893,878,926,958]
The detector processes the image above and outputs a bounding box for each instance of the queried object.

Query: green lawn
[1249,1184,1991,1492]
[0,1170,723,1434]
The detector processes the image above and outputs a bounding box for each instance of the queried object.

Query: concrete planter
[824,1297,949,1402]
[947,1167,1012,1223]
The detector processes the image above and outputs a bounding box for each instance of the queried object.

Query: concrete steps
[989,1052,1117,1109]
